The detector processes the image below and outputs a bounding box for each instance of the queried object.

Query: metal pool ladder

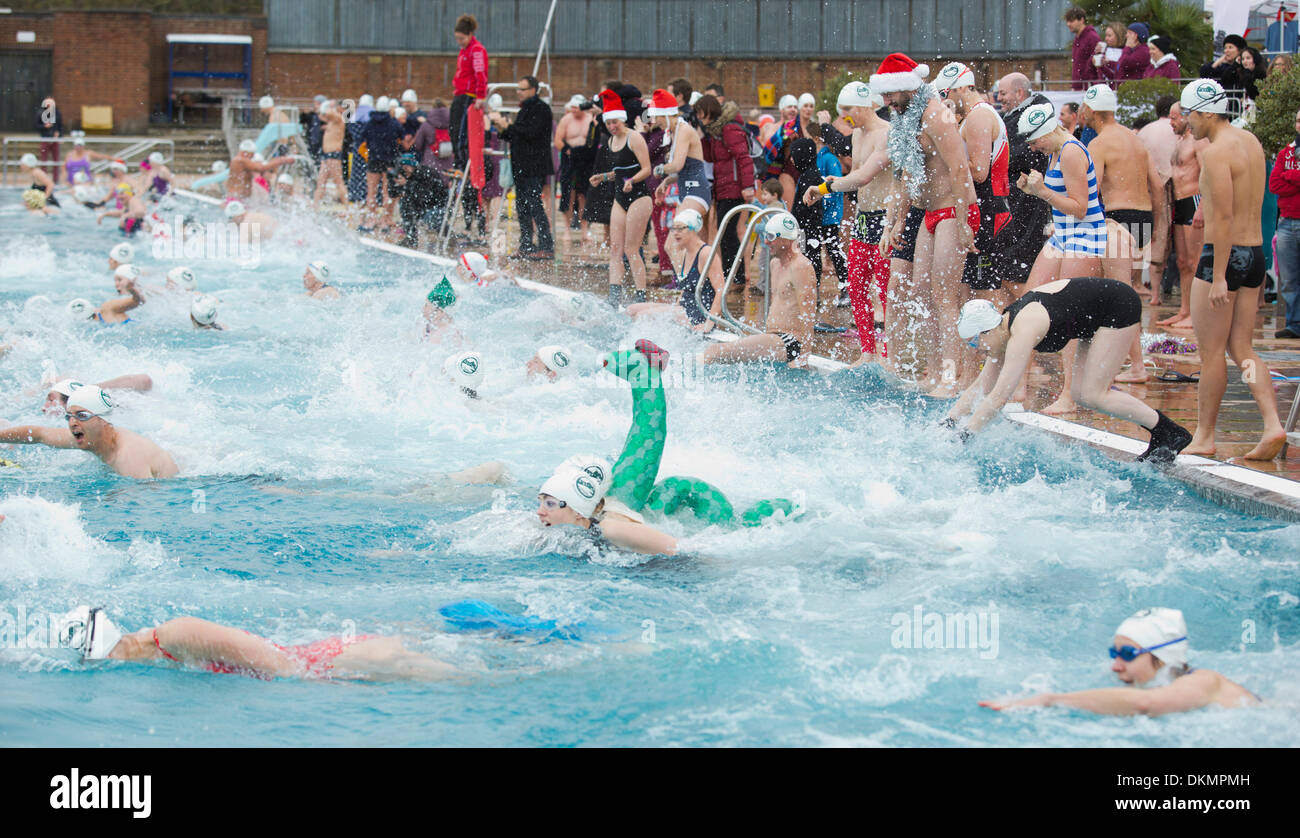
[695,203,785,335]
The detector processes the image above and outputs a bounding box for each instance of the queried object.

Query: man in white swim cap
[108,242,134,271]
[981,607,1259,715]
[303,261,340,301]
[167,265,196,292]
[42,373,153,417]
[224,199,278,242]
[537,456,677,556]
[225,139,293,203]
[526,345,575,381]
[443,351,484,398]
[191,295,222,330]
[0,384,178,478]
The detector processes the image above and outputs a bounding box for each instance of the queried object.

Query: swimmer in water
[107,242,134,272]
[19,153,61,212]
[166,265,196,293]
[226,139,294,202]
[67,265,144,325]
[980,607,1260,715]
[190,294,223,330]
[422,277,462,343]
[70,171,108,209]
[455,251,513,286]
[443,351,484,399]
[224,200,278,241]
[140,152,174,200]
[625,208,725,331]
[51,606,457,682]
[0,384,179,478]
[97,183,148,235]
[537,455,678,556]
[525,345,575,381]
[303,260,341,300]
[943,277,1193,463]
[42,375,153,416]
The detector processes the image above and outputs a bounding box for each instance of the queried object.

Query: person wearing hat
[554,94,596,229]
[694,93,757,289]
[400,88,427,127]
[0,384,178,478]
[140,151,173,200]
[302,260,340,301]
[627,207,725,330]
[41,374,153,417]
[97,184,148,236]
[537,456,678,556]
[222,200,278,242]
[1144,34,1180,80]
[980,608,1259,714]
[650,88,711,217]
[526,344,576,381]
[421,277,462,344]
[1200,33,1251,97]
[443,350,485,399]
[765,93,817,208]
[1114,22,1152,84]
[390,151,449,249]
[361,96,404,228]
[190,295,223,330]
[18,153,60,211]
[589,89,654,306]
[1179,79,1287,461]
[225,140,294,203]
[491,75,555,260]
[946,278,1192,459]
[702,212,815,366]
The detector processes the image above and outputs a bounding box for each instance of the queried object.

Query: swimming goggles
[966,337,980,349]
[64,410,97,422]
[539,497,567,510]
[1109,636,1186,662]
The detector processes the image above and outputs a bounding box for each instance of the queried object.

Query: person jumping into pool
[41,374,153,416]
[526,344,576,381]
[303,261,340,301]
[224,200,278,241]
[51,606,458,682]
[979,607,1259,715]
[702,211,815,366]
[943,277,1193,463]
[0,384,178,478]
[626,208,725,331]
[538,455,679,556]
[66,265,144,325]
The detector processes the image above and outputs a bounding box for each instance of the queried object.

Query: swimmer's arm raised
[102,283,144,317]
[0,425,77,448]
[598,518,678,556]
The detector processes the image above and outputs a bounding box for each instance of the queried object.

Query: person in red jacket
[1065,7,1101,91]
[1269,107,1300,339]
[696,94,756,287]
[450,14,489,171]
[1145,35,1181,81]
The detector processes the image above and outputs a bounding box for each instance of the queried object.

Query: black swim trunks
[1196,244,1265,292]
[775,332,802,363]
[853,209,886,245]
[1105,208,1154,250]
[891,206,926,263]
[962,199,1013,290]
[367,156,393,174]
[1172,194,1200,226]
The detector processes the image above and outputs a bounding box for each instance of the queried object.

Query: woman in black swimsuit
[588,89,653,307]
[626,207,724,330]
[945,276,1192,462]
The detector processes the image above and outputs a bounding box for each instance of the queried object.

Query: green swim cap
[426,277,456,308]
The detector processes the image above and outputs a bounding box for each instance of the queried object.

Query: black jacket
[362,112,402,163]
[395,165,447,212]
[1001,93,1054,265]
[36,107,64,137]
[499,95,553,179]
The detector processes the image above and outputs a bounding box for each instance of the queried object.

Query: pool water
[1,198,1298,747]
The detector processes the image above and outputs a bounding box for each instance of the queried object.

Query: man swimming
[303,261,341,300]
[0,384,179,478]
[526,345,576,381]
[702,212,815,367]
[980,607,1258,715]
[224,200,278,241]
[190,295,223,330]
[422,277,461,343]
[42,374,153,416]
[538,455,678,556]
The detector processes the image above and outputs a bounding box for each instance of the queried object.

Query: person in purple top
[1115,23,1152,84]
[1144,35,1180,81]
[1065,7,1102,91]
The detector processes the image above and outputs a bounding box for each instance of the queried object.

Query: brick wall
[52,11,153,134]
[0,12,54,49]
[150,15,266,112]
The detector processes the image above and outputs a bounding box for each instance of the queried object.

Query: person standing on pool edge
[980,607,1259,715]
[1180,79,1286,461]
[491,75,554,260]
[450,14,489,173]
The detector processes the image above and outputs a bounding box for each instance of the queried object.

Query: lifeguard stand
[166,34,253,122]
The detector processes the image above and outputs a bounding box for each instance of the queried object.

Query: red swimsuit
[153,629,372,680]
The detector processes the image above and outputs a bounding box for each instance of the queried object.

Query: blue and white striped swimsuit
[1045,139,1107,257]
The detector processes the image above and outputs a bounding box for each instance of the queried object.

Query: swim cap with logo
[1083,84,1118,112]
[1180,78,1229,115]
[239,139,257,153]
[50,378,84,398]
[225,201,247,219]
[537,345,574,376]
[443,351,484,394]
[837,81,883,111]
[67,384,114,417]
[110,243,134,264]
[306,260,330,282]
[934,62,975,93]
[426,276,456,308]
[539,455,613,519]
[20,153,38,168]
[1115,607,1189,668]
[672,208,704,231]
[259,95,274,109]
[191,294,219,326]
[957,299,1003,339]
[53,606,123,661]
[67,298,93,318]
[168,266,196,290]
[114,264,141,283]
[1017,102,1058,141]
[765,211,800,240]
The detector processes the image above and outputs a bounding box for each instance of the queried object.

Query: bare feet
[1113,368,1149,384]
[1148,292,1162,306]
[1166,315,1194,330]
[1156,310,1189,327]
[1042,396,1079,416]
[1182,430,1216,457]
[1244,430,1287,461]
[1013,385,1028,403]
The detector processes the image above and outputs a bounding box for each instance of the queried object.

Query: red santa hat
[646,88,678,118]
[599,89,627,123]
[869,53,931,95]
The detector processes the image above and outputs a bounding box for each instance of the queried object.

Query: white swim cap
[539,455,612,519]
[935,62,976,93]
[67,298,93,318]
[238,139,257,154]
[359,94,375,107]
[277,173,294,185]
[259,95,274,109]
[113,263,140,283]
[1083,83,1118,112]
[394,107,408,120]
[1115,607,1189,668]
[443,351,484,393]
[252,152,265,163]
[1180,78,1229,115]
[486,93,504,112]
[73,171,90,184]
[689,91,703,106]
[67,384,114,417]
[306,260,330,281]
[73,137,85,147]
[401,89,418,103]
[109,242,134,264]
[50,378,84,398]
[798,92,816,108]
[459,251,489,282]
[20,153,38,168]
[567,94,585,109]
[671,207,704,231]
[148,151,165,165]
[537,345,574,376]
[191,294,219,326]
[837,80,882,111]
[1017,102,1058,141]
[54,606,123,661]
[778,94,798,110]
[167,266,196,290]
[225,200,246,219]
[109,160,128,172]
[765,211,800,240]
[957,299,1003,339]
[375,96,391,112]
[212,159,228,173]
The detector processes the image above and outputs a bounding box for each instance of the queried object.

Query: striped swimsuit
[1045,139,1106,257]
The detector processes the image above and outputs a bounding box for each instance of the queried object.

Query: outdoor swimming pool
[1,198,1298,746]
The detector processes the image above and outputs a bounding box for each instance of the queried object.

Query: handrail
[695,203,785,336]
[2,136,174,186]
